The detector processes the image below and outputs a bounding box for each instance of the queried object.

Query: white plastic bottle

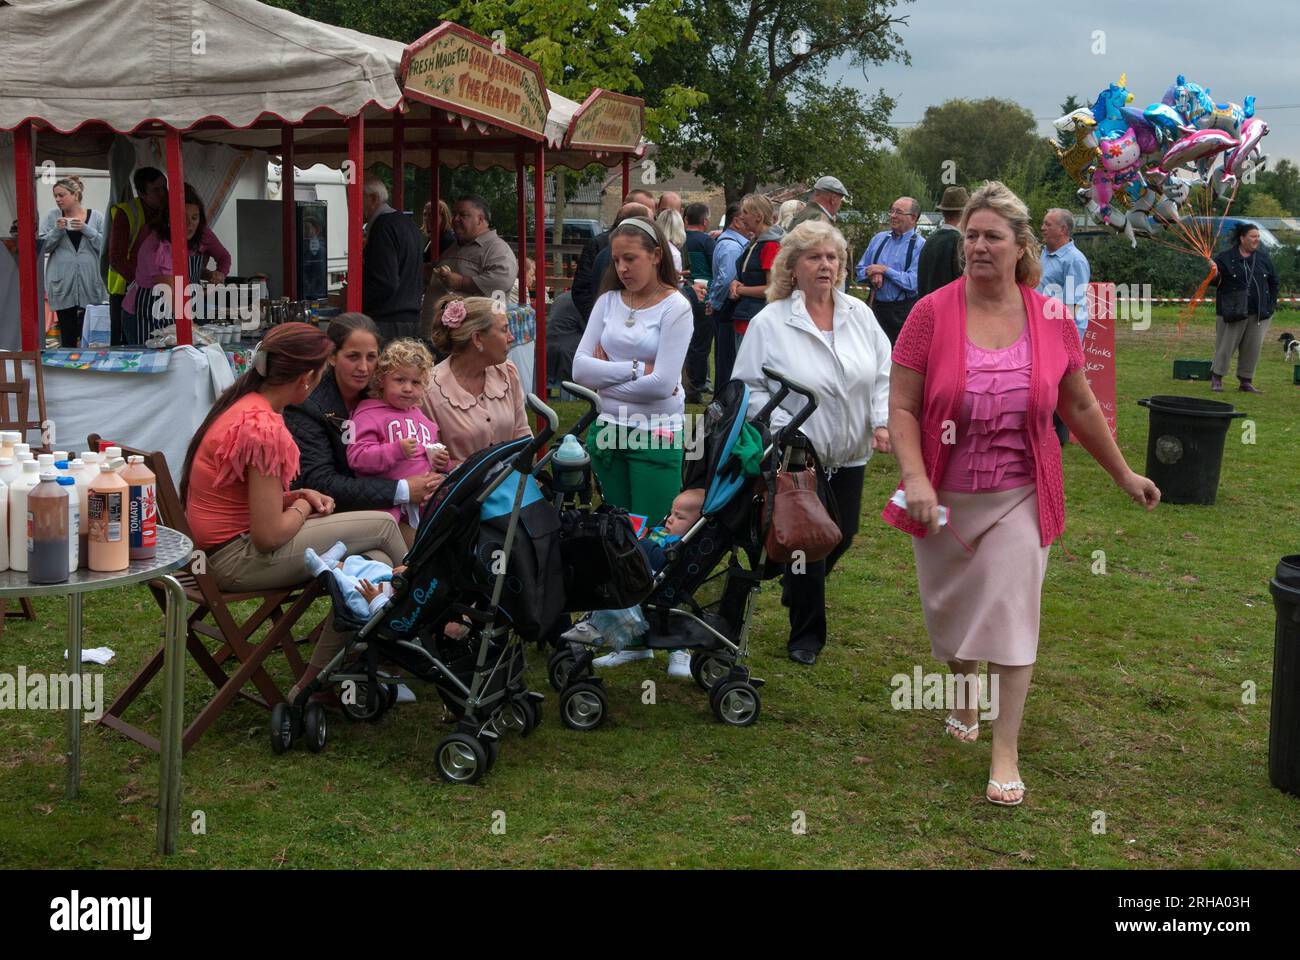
[52,450,70,464]
[0,473,8,571]
[58,475,78,570]
[8,460,41,572]
[13,443,31,461]
[69,459,92,568]
[0,456,18,488]
[37,453,55,472]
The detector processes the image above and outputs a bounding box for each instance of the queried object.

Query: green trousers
[588,420,684,524]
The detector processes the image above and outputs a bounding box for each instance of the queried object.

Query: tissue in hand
[889,489,949,526]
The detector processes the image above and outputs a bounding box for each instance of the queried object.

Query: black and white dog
[1280,332,1300,362]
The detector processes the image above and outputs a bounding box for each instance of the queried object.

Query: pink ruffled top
[939,325,1034,493]
[186,392,301,550]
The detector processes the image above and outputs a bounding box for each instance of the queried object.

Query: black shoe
[789,649,818,666]
[685,390,703,405]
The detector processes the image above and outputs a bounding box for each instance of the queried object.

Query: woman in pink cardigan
[123,183,231,344]
[884,181,1159,807]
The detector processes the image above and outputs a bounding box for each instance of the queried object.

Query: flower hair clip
[442,300,468,329]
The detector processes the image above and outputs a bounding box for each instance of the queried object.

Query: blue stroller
[269,395,567,785]
[545,368,823,729]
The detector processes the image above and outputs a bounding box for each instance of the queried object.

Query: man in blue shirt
[709,202,751,388]
[857,197,924,345]
[1038,208,1090,343]
[1039,208,1091,444]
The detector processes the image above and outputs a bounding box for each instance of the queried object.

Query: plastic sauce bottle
[0,456,18,489]
[121,455,158,560]
[28,472,69,584]
[8,461,41,572]
[52,450,70,464]
[58,476,79,571]
[13,442,30,461]
[0,472,8,572]
[69,459,92,568]
[87,463,129,571]
[0,431,15,460]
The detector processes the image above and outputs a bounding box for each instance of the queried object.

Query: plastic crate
[1173,359,1213,380]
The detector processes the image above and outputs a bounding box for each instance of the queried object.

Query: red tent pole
[281,126,297,301]
[392,112,405,212]
[533,142,547,399]
[621,154,630,199]
[13,121,39,352]
[515,146,526,304]
[346,114,364,312]
[430,141,441,259]
[165,129,191,346]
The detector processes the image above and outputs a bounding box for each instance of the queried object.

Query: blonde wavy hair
[957,180,1043,287]
[740,193,775,231]
[426,295,504,356]
[370,337,433,397]
[766,220,848,301]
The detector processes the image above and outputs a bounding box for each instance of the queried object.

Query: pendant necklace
[625,290,647,327]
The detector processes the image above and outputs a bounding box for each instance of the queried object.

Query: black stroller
[545,367,823,730]
[269,394,566,785]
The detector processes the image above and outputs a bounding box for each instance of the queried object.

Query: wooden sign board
[565,89,644,153]
[1074,282,1119,440]
[402,23,549,139]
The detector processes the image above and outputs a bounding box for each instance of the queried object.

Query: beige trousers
[208,511,407,670]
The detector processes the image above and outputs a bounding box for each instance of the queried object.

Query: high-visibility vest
[105,197,146,295]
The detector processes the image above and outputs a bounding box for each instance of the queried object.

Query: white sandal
[986,778,1026,806]
[944,714,979,742]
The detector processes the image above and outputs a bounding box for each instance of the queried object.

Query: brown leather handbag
[761,453,842,563]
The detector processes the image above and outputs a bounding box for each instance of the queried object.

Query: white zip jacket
[733,288,892,470]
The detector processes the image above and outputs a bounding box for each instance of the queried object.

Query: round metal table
[0,525,192,854]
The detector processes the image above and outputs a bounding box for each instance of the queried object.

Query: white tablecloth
[36,345,234,471]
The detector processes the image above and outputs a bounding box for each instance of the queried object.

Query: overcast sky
[831,0,1300,167]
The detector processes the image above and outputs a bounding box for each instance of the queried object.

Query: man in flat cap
[790,175,850,228]
[916,186,969,298]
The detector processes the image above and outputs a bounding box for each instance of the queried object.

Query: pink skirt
[911,484,1049,666]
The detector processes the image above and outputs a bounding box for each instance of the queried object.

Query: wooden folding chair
[0,350,48,634]
[89,434,326,754]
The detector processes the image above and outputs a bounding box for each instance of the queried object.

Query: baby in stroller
[560,487,704,670]
[304,541,404,620]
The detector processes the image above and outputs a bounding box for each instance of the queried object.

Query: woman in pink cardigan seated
[123,183,231,344]
[884,181,1160,807]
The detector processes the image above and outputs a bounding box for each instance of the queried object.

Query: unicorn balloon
[1092,74,1136,141]
[1162,75,1255,137]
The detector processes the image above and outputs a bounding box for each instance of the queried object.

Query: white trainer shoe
[667,649,692,679]
[592,648,654,668]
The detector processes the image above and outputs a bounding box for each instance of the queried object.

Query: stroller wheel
[547,648,578,692]
[303,703,329,752]
[341,681,386,723]
[690,651,733,691]
[516,697,540,737]
[435,733,488,784]
[560,682,607,732]
[384,683,400,709]
[711,681,761,727]
[269,702,294,754]
[483,736,500,771]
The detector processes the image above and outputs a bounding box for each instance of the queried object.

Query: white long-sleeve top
[572,288,693,432]
[733,288,892,470]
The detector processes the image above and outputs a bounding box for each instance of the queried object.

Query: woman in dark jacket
[1211,223,1279,394]
[284,313,441,513]
[726,194,784,352]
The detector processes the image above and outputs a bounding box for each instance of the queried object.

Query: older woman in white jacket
[732,219,892,664]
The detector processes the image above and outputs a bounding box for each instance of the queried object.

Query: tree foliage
[898,98,1040,202]
[640,0,912,204]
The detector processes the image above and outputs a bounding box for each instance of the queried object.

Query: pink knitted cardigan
[881,277,1084,546]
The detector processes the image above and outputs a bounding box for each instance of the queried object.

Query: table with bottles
[0,477,193,854]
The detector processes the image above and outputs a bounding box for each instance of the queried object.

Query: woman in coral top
[884,181,1160,807]
[182,322,407,702]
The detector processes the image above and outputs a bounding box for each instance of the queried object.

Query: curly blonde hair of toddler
[369,337,434,397]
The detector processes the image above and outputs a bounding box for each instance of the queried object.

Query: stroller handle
[560,381,602,437]
[514,392,560,471]
[756,365,819,439]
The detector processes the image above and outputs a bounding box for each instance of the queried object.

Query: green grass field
[2,305,1298,869]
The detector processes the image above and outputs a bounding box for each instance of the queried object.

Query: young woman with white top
[572,216,694,676]
[732,220,893,665]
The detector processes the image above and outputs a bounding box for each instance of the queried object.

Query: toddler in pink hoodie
[346,338,449,535]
